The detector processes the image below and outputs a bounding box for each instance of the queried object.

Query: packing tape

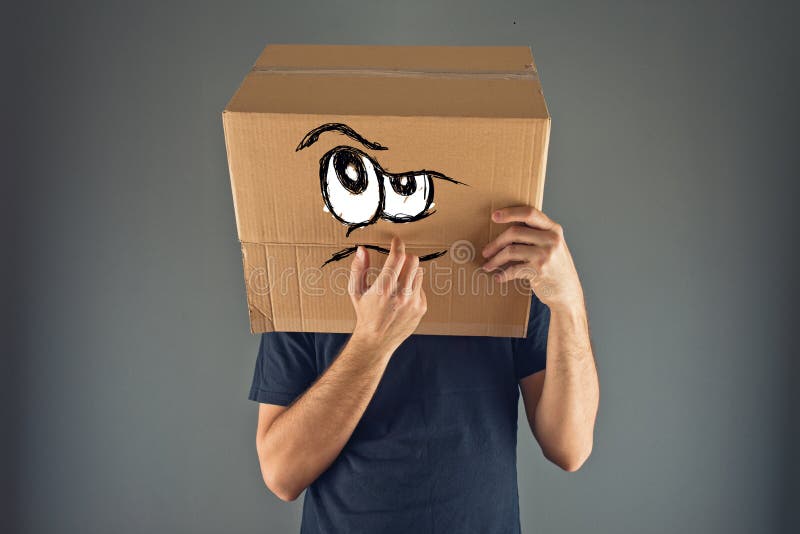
[250,65,539,80]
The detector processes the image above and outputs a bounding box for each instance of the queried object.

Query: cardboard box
[223,44,550,337]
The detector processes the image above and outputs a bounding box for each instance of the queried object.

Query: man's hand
[481,205,598,472]
[349,237,427,351]
[481,206,584,312]
[255,239,426,502]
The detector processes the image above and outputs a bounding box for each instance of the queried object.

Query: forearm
[534,302,599,470]
[258,335,394,498]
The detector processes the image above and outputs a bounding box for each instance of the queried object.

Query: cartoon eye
[301,124,466,240]
[320,147,381,227]
[381,173,433,222]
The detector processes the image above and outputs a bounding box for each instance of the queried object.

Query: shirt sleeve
[248,332,318,406]
[512,294,551,380]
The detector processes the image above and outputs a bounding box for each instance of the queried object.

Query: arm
[256,335,395,501]
[482,206,599,472]
[256,237,426,501]
[520,304,597,471]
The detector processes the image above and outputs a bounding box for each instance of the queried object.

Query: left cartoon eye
[381,173,433,222]
[320,147,382,227]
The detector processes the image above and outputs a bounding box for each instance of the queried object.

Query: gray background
[3,1,798,533]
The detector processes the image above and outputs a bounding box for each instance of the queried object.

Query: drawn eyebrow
[296,123,389,152]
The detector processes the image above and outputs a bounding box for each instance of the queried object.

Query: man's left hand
[481,206,584,312]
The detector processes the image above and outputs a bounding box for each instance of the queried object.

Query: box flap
[225,45,548,119]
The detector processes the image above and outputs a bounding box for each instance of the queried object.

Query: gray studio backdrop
[5,1,798,533]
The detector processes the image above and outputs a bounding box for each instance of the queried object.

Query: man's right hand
[348,237,427,352]
[255,239,427,501]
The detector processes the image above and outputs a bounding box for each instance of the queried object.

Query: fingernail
[355,246,364,259]
[492,210,500,220]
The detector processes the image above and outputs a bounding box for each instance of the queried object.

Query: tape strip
[250,65,538,80]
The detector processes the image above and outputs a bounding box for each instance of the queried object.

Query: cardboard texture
[223,44,550,337]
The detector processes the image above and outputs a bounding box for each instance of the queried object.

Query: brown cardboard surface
[223,44,550,337]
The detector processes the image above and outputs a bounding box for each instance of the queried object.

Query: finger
[397,253,420,296]
[377,236,406,293]
[348,246,369,297]
[492,206,554,230]
[492,262,539,284]
[481,225,555,259]
[411,266,424,295]
[482,244,534,272]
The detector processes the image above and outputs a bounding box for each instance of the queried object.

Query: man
[249,205,599,533]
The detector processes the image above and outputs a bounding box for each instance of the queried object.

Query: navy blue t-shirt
[249,295,550,534]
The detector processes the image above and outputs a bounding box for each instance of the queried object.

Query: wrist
[349,329,398,360]
[546,295,587,318]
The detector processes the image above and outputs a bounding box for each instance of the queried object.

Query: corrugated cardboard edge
[221,111,246,239]
[221,41,266,232]
[522,46,551,339]
[521,118,552,339]
[223,112,275,334]
[240,243,276,334]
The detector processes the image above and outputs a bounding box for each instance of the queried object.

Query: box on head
[223,44,550,337]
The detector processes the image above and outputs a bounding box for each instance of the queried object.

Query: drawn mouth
[321,244,447,267]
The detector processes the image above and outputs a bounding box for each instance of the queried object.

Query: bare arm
[520,304,597,471]
[256,238,427,501]
[482,206,599,471]
[256,335,395,501]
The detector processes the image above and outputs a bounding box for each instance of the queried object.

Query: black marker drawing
[317,145,464,235]
[296,123,389,152]
[321,245,447,267]
[297,123,467,266]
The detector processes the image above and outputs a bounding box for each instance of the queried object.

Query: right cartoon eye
[320,147,381,227]
[381,173,433,222]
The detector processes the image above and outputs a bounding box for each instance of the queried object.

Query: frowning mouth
[321,245,447,267]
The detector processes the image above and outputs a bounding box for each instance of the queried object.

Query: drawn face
[296,123,467,266]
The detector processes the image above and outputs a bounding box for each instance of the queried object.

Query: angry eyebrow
[296,123,389,152]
